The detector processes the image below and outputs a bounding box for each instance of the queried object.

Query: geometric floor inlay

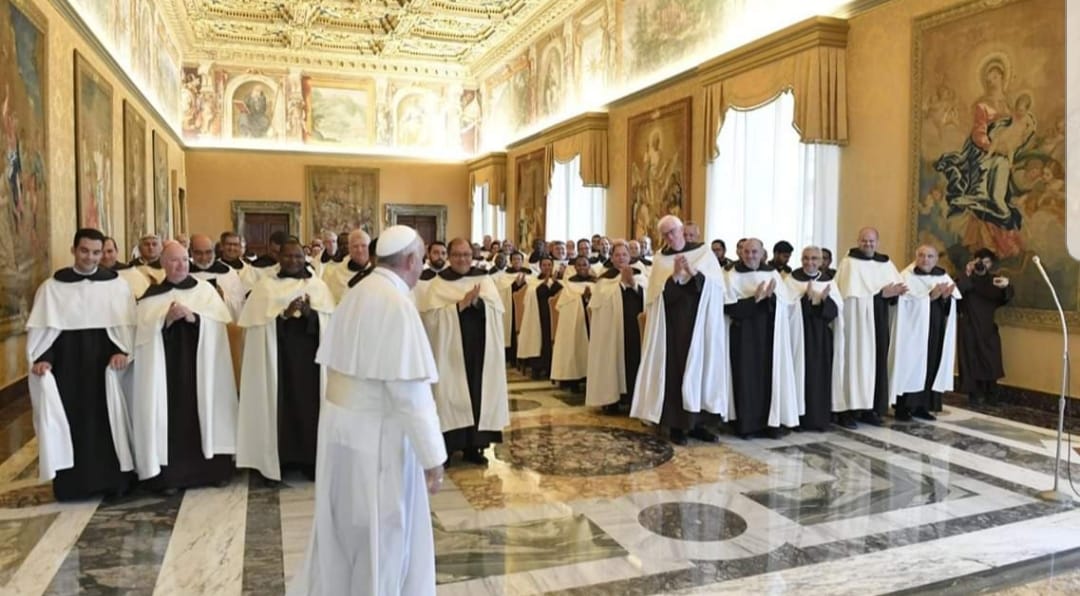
[637,502,747,541]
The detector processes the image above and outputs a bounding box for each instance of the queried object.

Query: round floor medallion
[638,502,747,541]
[508,398,542,412]
[494,425,673,476]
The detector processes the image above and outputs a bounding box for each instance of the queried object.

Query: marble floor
[2,372,1080,595]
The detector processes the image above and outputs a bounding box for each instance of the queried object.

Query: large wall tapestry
[74,51,113,232]
[0,0,50,340]
[628,97,691,248]
[123,100,147,251]
[305,166,379,238]
[152,131,170,237]
[911,0,1069,328]
[515,149,547,249]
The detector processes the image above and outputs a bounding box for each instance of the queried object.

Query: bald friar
[189,233,247,320]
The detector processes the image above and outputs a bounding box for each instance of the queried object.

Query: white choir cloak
[631,244,731,423]
[417,272,509,434]
[515,277,554,360]
[835,253,903,411]
[190,261,247,321]
[25,273,137,481]
[585,271,648,407]
[887,264,961,401]
[784,273,847,412]
[117,267,152,299]
[725,267,801,428]
[322,260,373,304]
[490,269,528,345]
[288,267,446,596]
[131,278,238,480]
[551,279,594,381]
[235,274,334,481]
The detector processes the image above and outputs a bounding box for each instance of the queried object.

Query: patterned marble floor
[2,372,1080,595]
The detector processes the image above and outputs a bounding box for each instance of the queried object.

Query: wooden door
[395,215,438,246]
[245,213,290,256]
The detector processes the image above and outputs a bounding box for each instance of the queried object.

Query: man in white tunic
[631,216,730,445]
[288,226,446,596]
[889,245,960,421]
[835,227,907,428]
[551,255,596,389]
[322,229,374,303]
[131,233,165,283]
[418,238,509,466]
[103,235,152,299]
[586,241,647,414]
[189,233,246,320]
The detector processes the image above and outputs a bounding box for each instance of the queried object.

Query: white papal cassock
[288,267,446,596]
[235,274,334,481]
[888,264,961,401]
[585,269,648,407]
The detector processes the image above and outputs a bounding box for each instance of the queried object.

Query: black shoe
[836,413,857,429]
[688,427,718,443]
[894,407,912,422]
[912,408,937,421]
[859,411,884,427]
[764,427,783,439]
[670,429,688,446]
[601,404,621,415]
[160,487,179,497]
[463,449,489,465]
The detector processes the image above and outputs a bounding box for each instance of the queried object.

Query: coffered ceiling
[164,0,574,78]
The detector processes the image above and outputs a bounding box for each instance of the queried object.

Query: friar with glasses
[323,229,375,304]
[417,238,508,466]
[27,228,138,501]
[189,233,247,321]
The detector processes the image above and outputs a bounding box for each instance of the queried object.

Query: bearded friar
[417,238,508,466]
[132,241,238,492]
[188,233,247,320]
[237,239,335,482]
[27,228,137,500]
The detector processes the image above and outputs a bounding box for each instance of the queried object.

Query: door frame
[231,200,302,240]
[384,204,448,242]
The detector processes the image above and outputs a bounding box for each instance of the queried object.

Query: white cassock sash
[25,275,137,481]
[585,273,648,407]
[235,275,334,481]
[630,245,731,423]
[888,264,961,401]
[551,280,594,381]
[131,279,238,480]
[418,273,509,433]
[835,255,903,411]
[784,275,847,413]
[516,277,556,360]
[191,263,248,321]
[725,268,800,428]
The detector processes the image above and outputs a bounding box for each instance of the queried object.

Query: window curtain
[471,182,506,243]
[546,155,606,242]
[704,91,839,255]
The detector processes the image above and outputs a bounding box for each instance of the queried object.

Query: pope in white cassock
[288,225,447,596]
[632,216,730,445]
[585,241,647,414]
[888,244,960,421]
[550,256,596,387]
[131,241,238,491]
[418,238,508,465]
[27,228,137,500]
[237,239,335,482]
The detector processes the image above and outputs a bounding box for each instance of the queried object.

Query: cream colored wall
[843,0,1078,396]
[184,151,470,242]
[0,0,185,390]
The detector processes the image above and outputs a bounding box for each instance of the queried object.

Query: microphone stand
[1031,255,1074,502]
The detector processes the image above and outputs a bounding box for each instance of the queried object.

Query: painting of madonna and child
[913,0,1071,319]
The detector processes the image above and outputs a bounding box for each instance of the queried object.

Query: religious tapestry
[628,97,691,249]
[152,131,170,238]
[305,166,379,238]
[74,51,113,233]
[304,78,374,145]
[123,101,147,252]
[0,0,50,340]
[911,0,1070,328]
[515,149,547,249]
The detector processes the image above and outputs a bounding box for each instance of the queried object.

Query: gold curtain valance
[466,152,507,206]
[544,127,609,188]
[700,16,849,162]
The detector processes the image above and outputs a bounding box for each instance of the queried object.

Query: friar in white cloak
[418,238,509,466]
[322,228,375,303]
[725,238,800,438]
[551,255,596,389]
[132,241,237,492]
[489,251,530,364]
[103,236,152,299]
[834,227,907,428]
[631,216,730,445]
[785,246,844,431]
[585,241,647,414]
[219,231,261,291]
[517,256,564,379]
[889,245,960,421]
[288,225,446,596]
[237,239,334,482]
[130,234,166,284]
[27,228,137,500]
[189,233,247,320]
